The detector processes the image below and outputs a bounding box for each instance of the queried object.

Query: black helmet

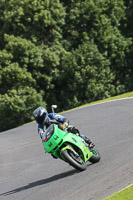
[33,106,48,125]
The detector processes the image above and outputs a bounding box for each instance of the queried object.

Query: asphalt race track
[0,98,133,200]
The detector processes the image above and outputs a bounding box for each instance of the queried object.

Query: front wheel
[89,149,101,163]
[61,149,86,171]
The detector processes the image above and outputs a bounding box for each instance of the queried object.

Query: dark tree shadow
[0,169,78,196]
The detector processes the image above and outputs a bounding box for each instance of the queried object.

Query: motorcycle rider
[33,106,95,150]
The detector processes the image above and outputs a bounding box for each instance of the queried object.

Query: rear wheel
[89,149,101,163]
[61,149,86,171]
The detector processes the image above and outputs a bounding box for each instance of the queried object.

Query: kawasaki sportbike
[42,124,101,171]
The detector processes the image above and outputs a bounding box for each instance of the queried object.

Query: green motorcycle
[42,123,101,171]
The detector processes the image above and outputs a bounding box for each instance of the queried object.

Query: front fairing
[43,124,92,162]
[42,124,66,153]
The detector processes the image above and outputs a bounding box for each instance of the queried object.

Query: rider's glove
[59,122,68,130]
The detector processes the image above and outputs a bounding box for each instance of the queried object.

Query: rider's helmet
[33,106,49,125]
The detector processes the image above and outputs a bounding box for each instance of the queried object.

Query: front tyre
[61,149,86,171]
[89,149,101,163]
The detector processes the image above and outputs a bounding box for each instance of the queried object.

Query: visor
[36,112,47,125]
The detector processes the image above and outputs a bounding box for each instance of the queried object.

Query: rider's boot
[80,134,95,148]
[84,137,95,148]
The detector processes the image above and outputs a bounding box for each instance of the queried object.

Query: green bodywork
[42,124,92,162]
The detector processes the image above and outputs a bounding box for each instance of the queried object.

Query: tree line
[0,0,133,132]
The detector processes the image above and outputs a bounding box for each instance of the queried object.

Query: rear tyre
[61,149,86,171]
[89,149,101,163]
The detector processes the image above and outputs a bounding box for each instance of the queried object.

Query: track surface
[0,98,133,200]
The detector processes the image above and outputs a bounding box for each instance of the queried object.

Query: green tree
[0,62,35,94]
[61,0,132,95]
[0,0,66,47]
[0,87,46,132]
[120,1,133,91]
[0,35,47,132]
[0,0,133,131]
[123,0,133,37]
[53,40,116,110]
[1,34,65,108]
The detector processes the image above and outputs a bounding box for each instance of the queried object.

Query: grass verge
[104,184,133,200]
